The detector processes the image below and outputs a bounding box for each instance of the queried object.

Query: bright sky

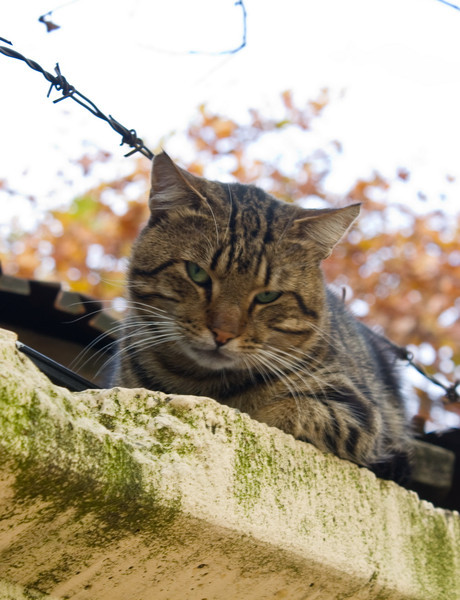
[1,0,460,227]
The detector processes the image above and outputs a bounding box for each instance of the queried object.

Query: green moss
[403,505,458,599]
[12,422,182,543]
[232,418,289,511]
[167,404,200,428]
[150,424,196,458]
[98,412,117,431]
[233,429,263,506]
[0,381,182,540]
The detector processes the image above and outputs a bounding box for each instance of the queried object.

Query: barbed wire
[0,39,154,160]
[406,353,460,406]
[381,335,460,407]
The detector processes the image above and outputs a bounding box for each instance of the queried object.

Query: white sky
[1,0,460,226]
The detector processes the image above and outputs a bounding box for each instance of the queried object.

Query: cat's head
[127,152,359,372]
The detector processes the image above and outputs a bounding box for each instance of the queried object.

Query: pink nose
[212,328,236,346]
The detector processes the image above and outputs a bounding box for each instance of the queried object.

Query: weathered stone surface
[0,326,459,600]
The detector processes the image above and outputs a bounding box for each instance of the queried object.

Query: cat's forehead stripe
[264,262,272,287]
[227,188,238,234]
[262,198,276,244]
[131,260,177,278]
[292,292,319,320]
[210,246,223,271]
[208,185,282,278]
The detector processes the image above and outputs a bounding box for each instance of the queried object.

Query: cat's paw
[251,400,299,436]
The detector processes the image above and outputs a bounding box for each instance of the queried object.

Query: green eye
[186,262,211,285]
[255,291,282,304]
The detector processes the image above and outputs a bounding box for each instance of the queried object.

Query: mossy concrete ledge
[0,327,459,600]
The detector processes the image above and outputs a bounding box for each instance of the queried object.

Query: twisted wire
[0,39,154,160]
[378,334,460,406]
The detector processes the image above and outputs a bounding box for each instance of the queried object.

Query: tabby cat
[113,152,411,482]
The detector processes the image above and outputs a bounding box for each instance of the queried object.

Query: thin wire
[374,331,460,406]
[0,40,154,160]
[39,0,81,20]
[189,0,247,56]
[436,0,460,11]
[139,0,247,57]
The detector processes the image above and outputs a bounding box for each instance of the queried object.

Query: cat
[113,151,412,483]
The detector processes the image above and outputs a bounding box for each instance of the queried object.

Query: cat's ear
[292,204,361,259]
[149,151,206,211]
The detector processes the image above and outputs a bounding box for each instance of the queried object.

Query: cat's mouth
[182,344,240,371]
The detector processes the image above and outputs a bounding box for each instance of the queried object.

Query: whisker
[253,350,304,405]
[240,353,273,389]
[70,307,176,373]
[255,347,336,410]
[263,346,342,395]
[123,300,174,318]
[96,329,182,377]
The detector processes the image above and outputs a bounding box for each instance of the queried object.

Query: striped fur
[113,152,412,482]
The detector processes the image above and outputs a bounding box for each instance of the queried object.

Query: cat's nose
[212,328,236,346]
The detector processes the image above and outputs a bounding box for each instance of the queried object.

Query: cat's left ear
[149,151,206,212]
[292,203,361,259]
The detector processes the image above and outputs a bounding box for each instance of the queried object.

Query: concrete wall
[0,327,459,599]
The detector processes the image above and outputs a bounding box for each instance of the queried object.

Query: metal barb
[0,41,154,160]
[367,326,460,407]
[446,381,460,404]
[405,352,460,406]
[53,63,74,95]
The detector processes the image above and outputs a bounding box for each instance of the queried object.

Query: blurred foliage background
[1,91,459,427]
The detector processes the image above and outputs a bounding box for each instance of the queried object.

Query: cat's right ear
[149,152,206,212]
[292,203,361,259]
